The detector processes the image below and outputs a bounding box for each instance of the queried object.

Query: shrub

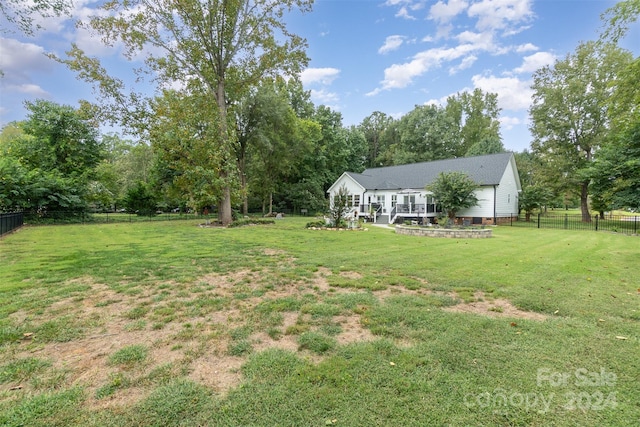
[228,218,275,228]
[305,220,326,228]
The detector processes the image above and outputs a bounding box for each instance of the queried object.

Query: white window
[353,194,360,207]
[377,195,385,206]
[391,195,397,207]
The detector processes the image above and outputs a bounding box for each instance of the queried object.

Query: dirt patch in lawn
[444,291,547,321]
[6,269,383,403]
[6,269,545,410]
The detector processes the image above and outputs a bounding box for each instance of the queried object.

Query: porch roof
[348,153,513,191]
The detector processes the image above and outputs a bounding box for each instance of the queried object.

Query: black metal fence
[0,212,24,237]
[19,211,212,225]
[507,213,639,235]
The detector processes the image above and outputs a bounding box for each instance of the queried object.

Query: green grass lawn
[0,218,638,426]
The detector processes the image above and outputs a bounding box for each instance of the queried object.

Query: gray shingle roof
[349,153,514,190]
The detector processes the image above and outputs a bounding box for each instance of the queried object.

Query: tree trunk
[217,80,233,226]
[269,192,273,215]
[238,137,248,215]
[217,185,232,225]
[580,181,591,223]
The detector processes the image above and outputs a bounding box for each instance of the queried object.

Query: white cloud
[0,38,53,97]
[395,6,417,20]
[379,35,406,54]
[468,0,534,33]
[310,88,340,105]
[455,30,495,51]
[516,43,538,53]
[9,83,50,97]
[300,67,340,86]
[429,0,469,23]
[385,0,428,20]
[424,95,449,106]
[371,42,485,93]
[514,51,557,74]
[449,55,477,74]
[499,115,522,130]
[0,38,51,72]
[471,74,533,111]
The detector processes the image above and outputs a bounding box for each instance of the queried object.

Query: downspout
[493,185,497,225]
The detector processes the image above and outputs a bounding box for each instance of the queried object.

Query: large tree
[150,90,233,213]
[426,172,479,224]
[392,104,460,164]
[529,41,632,222]
[60,0,313,225]
[589,0,640,211]
[0,101,104,213]
[18,100,104,178]
[589,121,640,211]
[237,77,320,215]
[446,88,502,156]
[359,111,394,167]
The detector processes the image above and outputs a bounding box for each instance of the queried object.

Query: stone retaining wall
[395,224,492,238]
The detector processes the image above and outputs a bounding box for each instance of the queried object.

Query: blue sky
[1,0,638,152]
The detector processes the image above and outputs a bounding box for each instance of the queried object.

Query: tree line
[1,0,638,223]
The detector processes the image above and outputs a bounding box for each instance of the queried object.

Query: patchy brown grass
[3,259,546,410]
[443,291,547,321]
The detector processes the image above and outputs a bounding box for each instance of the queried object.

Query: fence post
[564,214,568,229]
[635,216,638,235]
[537,213,541,229]
[595,215,598,231]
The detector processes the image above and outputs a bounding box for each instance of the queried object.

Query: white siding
[328,174,365,208]
[329,174,364,196]
[495,160,520,217]
[460,187,495,218]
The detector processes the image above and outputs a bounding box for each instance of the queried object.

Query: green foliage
[227,218,275,228]
[20,100,103,177]
[360,111,395,167]
[590,120,640,210]
[59,0,315,226]
[426,171,479,221]
[519,184,552,219]
[600,0,640,43]
[0,101,103,213]
[392,104,461,163]
[465,136,505,156]
[328,184,351,228]
[122,182,157,216]
[238,77,321,215]
[305,220,326,228]
[0,0,71,36]
[151,90,232,215]
[530,42,633,221]
[449,88,502,156]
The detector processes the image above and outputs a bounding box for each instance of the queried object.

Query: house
[327,152,522,225]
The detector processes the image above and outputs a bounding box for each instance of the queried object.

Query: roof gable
[350,153,515,190]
